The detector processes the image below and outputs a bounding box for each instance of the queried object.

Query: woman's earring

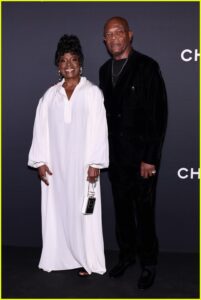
[58,70,62,81]
[80,67,83,75]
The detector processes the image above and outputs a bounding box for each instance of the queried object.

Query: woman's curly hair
[55,34,84,67]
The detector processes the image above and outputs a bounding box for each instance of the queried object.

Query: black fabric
[109,165,158,266]
[99,49,167,267]
[99,49,168,166]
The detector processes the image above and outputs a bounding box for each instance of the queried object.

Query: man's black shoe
[137,267,156,289]
[109,259,135,278]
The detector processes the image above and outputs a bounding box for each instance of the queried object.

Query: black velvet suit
[99,50,167,266]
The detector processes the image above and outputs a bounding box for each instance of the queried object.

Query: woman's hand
[38,165,53,186]
[87,166,100,183]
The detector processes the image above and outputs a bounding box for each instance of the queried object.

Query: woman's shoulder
[81,78,104,109]
[44,81,62,95]
[82,77,102,96]
[41,81,63,102]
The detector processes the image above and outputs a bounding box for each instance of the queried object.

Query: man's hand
[38,165,53,186]
[87,166,100,183]
[140,162,156,179]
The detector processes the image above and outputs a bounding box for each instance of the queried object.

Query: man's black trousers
[109,164,159,267]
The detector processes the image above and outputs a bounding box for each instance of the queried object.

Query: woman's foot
[78,267,91,277]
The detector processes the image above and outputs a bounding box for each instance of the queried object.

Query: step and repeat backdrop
[3,2,199,252]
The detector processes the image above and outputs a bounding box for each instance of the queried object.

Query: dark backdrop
[2,2,199,253]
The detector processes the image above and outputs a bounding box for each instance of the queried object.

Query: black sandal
[78,267,91,277]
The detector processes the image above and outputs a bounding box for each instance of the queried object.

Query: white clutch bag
[82,182,96,215]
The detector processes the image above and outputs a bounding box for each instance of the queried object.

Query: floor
[2,246,199,298]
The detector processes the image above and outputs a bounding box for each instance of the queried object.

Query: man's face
[104,19,133,59]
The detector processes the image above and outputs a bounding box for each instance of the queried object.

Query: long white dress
[28,77,109,274]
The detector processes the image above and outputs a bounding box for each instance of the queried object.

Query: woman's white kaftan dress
[28,77,109,274]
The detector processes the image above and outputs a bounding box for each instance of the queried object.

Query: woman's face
[58,52,80,80]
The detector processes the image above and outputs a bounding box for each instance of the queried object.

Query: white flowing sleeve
[86,86,109,169]
[28,96,49,168]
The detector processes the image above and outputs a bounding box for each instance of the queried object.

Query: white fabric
[28,77,109,274]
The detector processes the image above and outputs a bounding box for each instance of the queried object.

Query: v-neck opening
[61,77,83,101]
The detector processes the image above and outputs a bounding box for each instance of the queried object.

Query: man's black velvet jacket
[99,49,168,167]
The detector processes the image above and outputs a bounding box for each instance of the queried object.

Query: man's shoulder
[132,50,159,70]
[100,58,111,72]
[100,51,159,71]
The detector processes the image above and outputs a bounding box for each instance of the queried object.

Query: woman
[28,35,109,276]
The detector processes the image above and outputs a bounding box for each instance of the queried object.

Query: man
[99,16,167,289]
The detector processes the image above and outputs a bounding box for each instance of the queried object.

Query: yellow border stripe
[0,1,200,300]
[0,1,2,299]
[1,0,200,2]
